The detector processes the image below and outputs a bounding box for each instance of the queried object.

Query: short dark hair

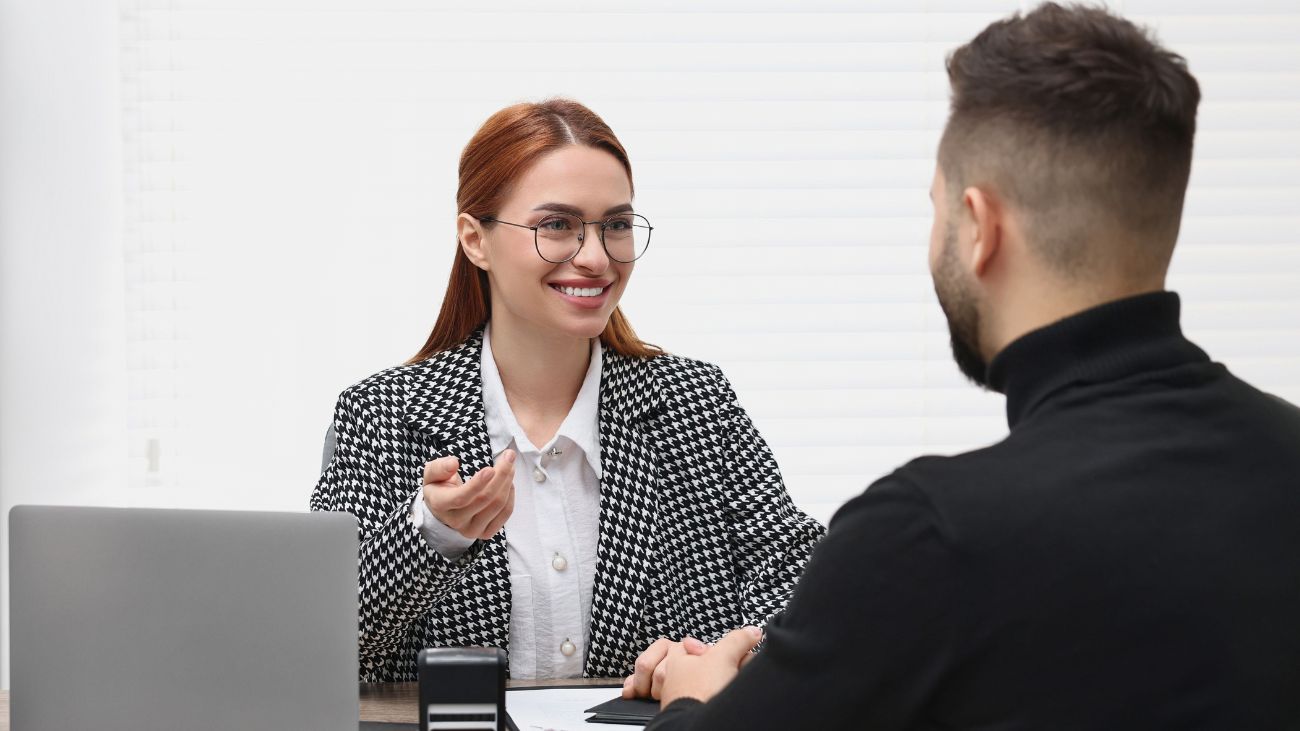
[939,2,1201,278]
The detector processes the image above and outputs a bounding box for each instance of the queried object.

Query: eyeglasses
[479,212,653,264]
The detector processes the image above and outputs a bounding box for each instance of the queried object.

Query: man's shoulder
[827,439,1037,547]
[887,441,1017,500]
[1219,366,1300,423]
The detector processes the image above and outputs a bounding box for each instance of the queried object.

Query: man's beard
[933,222,989,388]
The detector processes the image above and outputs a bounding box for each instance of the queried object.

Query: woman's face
[464,145,636,342]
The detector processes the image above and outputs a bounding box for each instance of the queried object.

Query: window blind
[120,0,1300,523]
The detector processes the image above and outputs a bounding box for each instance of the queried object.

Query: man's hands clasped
[622,627,763,708]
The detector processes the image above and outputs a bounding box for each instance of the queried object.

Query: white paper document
[507,686,645,731]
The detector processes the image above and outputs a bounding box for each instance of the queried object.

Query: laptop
[10,505,359,731]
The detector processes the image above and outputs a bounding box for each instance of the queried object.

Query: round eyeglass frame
[478,212,653,264]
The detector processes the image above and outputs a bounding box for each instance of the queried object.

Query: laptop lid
[9,505,358,731]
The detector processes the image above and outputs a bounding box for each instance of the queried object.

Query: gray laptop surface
[10,505,359,731]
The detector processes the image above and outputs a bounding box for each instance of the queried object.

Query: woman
[310,99,824,684]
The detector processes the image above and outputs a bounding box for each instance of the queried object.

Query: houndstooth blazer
[310,329,825,682]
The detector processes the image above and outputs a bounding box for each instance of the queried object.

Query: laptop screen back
[10,506,358,731]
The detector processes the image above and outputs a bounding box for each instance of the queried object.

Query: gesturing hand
[420,451,516,541]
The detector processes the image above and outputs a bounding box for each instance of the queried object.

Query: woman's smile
[548,278,613,309]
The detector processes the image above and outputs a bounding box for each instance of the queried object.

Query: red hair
[409,99,662,363]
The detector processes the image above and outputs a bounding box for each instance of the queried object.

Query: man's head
[930,2,1201,386]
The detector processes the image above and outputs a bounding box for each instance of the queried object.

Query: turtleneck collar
[986,291,1210,428]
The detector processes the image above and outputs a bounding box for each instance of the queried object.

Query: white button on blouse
[410,324,603,679]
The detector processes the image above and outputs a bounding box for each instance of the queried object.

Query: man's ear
[961,186,1004,279]
[458,214,490,271]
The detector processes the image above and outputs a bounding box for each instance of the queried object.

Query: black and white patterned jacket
[310,329,826,682]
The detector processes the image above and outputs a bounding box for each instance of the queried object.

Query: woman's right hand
[420,451,516,541]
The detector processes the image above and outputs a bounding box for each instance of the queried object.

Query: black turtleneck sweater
[649,292,1300,730]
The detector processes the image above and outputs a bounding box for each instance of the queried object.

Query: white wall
[2,0,1298,690]
[0,0,126,689]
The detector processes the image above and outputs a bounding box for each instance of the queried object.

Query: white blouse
[411,326,603,679]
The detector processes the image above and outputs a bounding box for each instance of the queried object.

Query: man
[635,3,1300,729]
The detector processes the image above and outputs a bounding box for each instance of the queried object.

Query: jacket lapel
[585,347,665,676]
[399,332,665,673]
[404,329,491,466]
[402,329,512,650]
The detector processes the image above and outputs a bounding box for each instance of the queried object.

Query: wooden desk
[0,678,623,730]
[360,678,621,724]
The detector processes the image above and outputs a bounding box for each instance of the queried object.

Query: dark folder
[584,696,661,725]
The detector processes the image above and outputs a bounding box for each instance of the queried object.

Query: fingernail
[747,626,763,637]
